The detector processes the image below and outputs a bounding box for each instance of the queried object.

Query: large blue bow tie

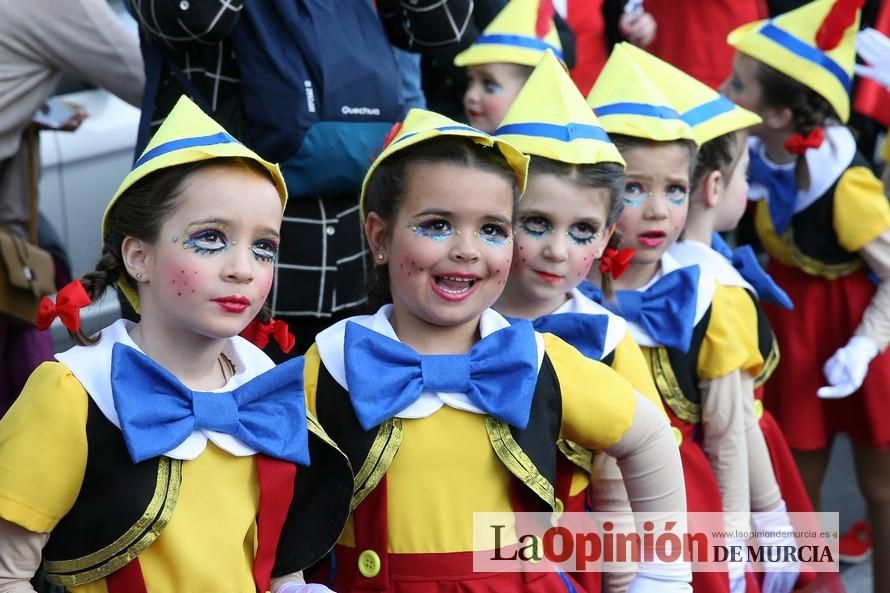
[711,233,793,310]
[604,266,700,352]
[748,147,798,235]
[111,344,309,465]
[527,313,610,360]
[343,320,539,431]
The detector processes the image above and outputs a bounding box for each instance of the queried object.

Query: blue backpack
[140,0,405,198]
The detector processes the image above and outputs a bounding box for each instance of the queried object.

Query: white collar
[669,240,751,291]
[55,319,275,460]
[552,288,627,358]
[623,253,715,348]
[747,126,856,212]
[315,304,545,420]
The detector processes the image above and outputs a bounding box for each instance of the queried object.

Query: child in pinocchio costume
[302,108,690,592]
[0,96,352,593]
[454,0,564,134]
[631,40,826,592]
[491,51,670,593]
[723,1,890,590]
[587,44,766,593]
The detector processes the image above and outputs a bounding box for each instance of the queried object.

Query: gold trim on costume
[486,417,556,509]
[783,227,862,280]
[557,439,593,473]
[754,335,781,389]
[649,347,701,424]
[46,458,183,586]
[352,418,402,510]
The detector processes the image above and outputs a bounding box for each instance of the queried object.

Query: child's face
[617,144,691,267]
[463,63,528,133]
[138,165,282,340]
[722,53,765,120]
[714,145,750,232]
[368,161,515,335]
[503,173,613,315]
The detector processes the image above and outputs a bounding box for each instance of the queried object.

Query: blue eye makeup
[479,222,512,247]
[408,218,452,241]
[622,182,646,208]
[520,216,552,238]
[183,229,229,255]
[567,222,603,245]
[667,185,689,206]
[483,80,503,94]
[252,238,279,262]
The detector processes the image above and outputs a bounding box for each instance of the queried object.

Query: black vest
[313,355,564,512]
[649,307,712,423]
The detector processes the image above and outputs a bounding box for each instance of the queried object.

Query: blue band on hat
[495,122,612,143]
[760,23,851,92]
[473,34,564,60]
[392,125,488,146]
[593,102,681,120]
[133,131,238,169]
[681,95,737,127]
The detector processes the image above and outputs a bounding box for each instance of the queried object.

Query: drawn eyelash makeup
[182,229,229,255]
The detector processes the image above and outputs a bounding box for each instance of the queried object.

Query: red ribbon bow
[598,248,636,280]
[783,128,826,155]
[36,279,92,332]
[535,0,555,39]
[240,318,296,353]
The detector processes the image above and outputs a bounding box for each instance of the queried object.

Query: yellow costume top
[303,306,640,553]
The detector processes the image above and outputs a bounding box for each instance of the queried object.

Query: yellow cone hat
[104,95,287,312]
[586,43,697,144]
[618,43,762,145]
[728,0,861,122]
[454,0,563,68]
[360,108,529,219]
[495,51,625,167]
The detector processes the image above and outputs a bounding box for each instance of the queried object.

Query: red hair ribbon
[784,127,825,154]
[36,279,92,332]
[240,318,296,353]
[370,121,404,165]
[536,0,555,39]
[816,0,865,51]
[598,248,636,280]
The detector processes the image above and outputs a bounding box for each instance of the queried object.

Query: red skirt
[763,262,890,450]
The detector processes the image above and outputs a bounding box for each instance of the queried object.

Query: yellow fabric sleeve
[698,285,764,380]
[611,331,665,417]
[0,363,88,533]
[546,333,636,451]
[833,166,890,252]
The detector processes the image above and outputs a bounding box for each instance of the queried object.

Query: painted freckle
[177,292,182,296]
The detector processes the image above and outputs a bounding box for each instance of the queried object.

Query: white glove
[855,28,890,90]
[752,500,799,593]
[817,336,879,399]
[626,572,692,593]
[727,538,747,593]
[275,584,335,593]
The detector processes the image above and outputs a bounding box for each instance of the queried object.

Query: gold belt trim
[486,417,555,510]
[557,438,593,473]
[650,347,701,424]
[45,457,182,586]
[783,228,862,279]
[352,418,402,510]
[754,335,781,389]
